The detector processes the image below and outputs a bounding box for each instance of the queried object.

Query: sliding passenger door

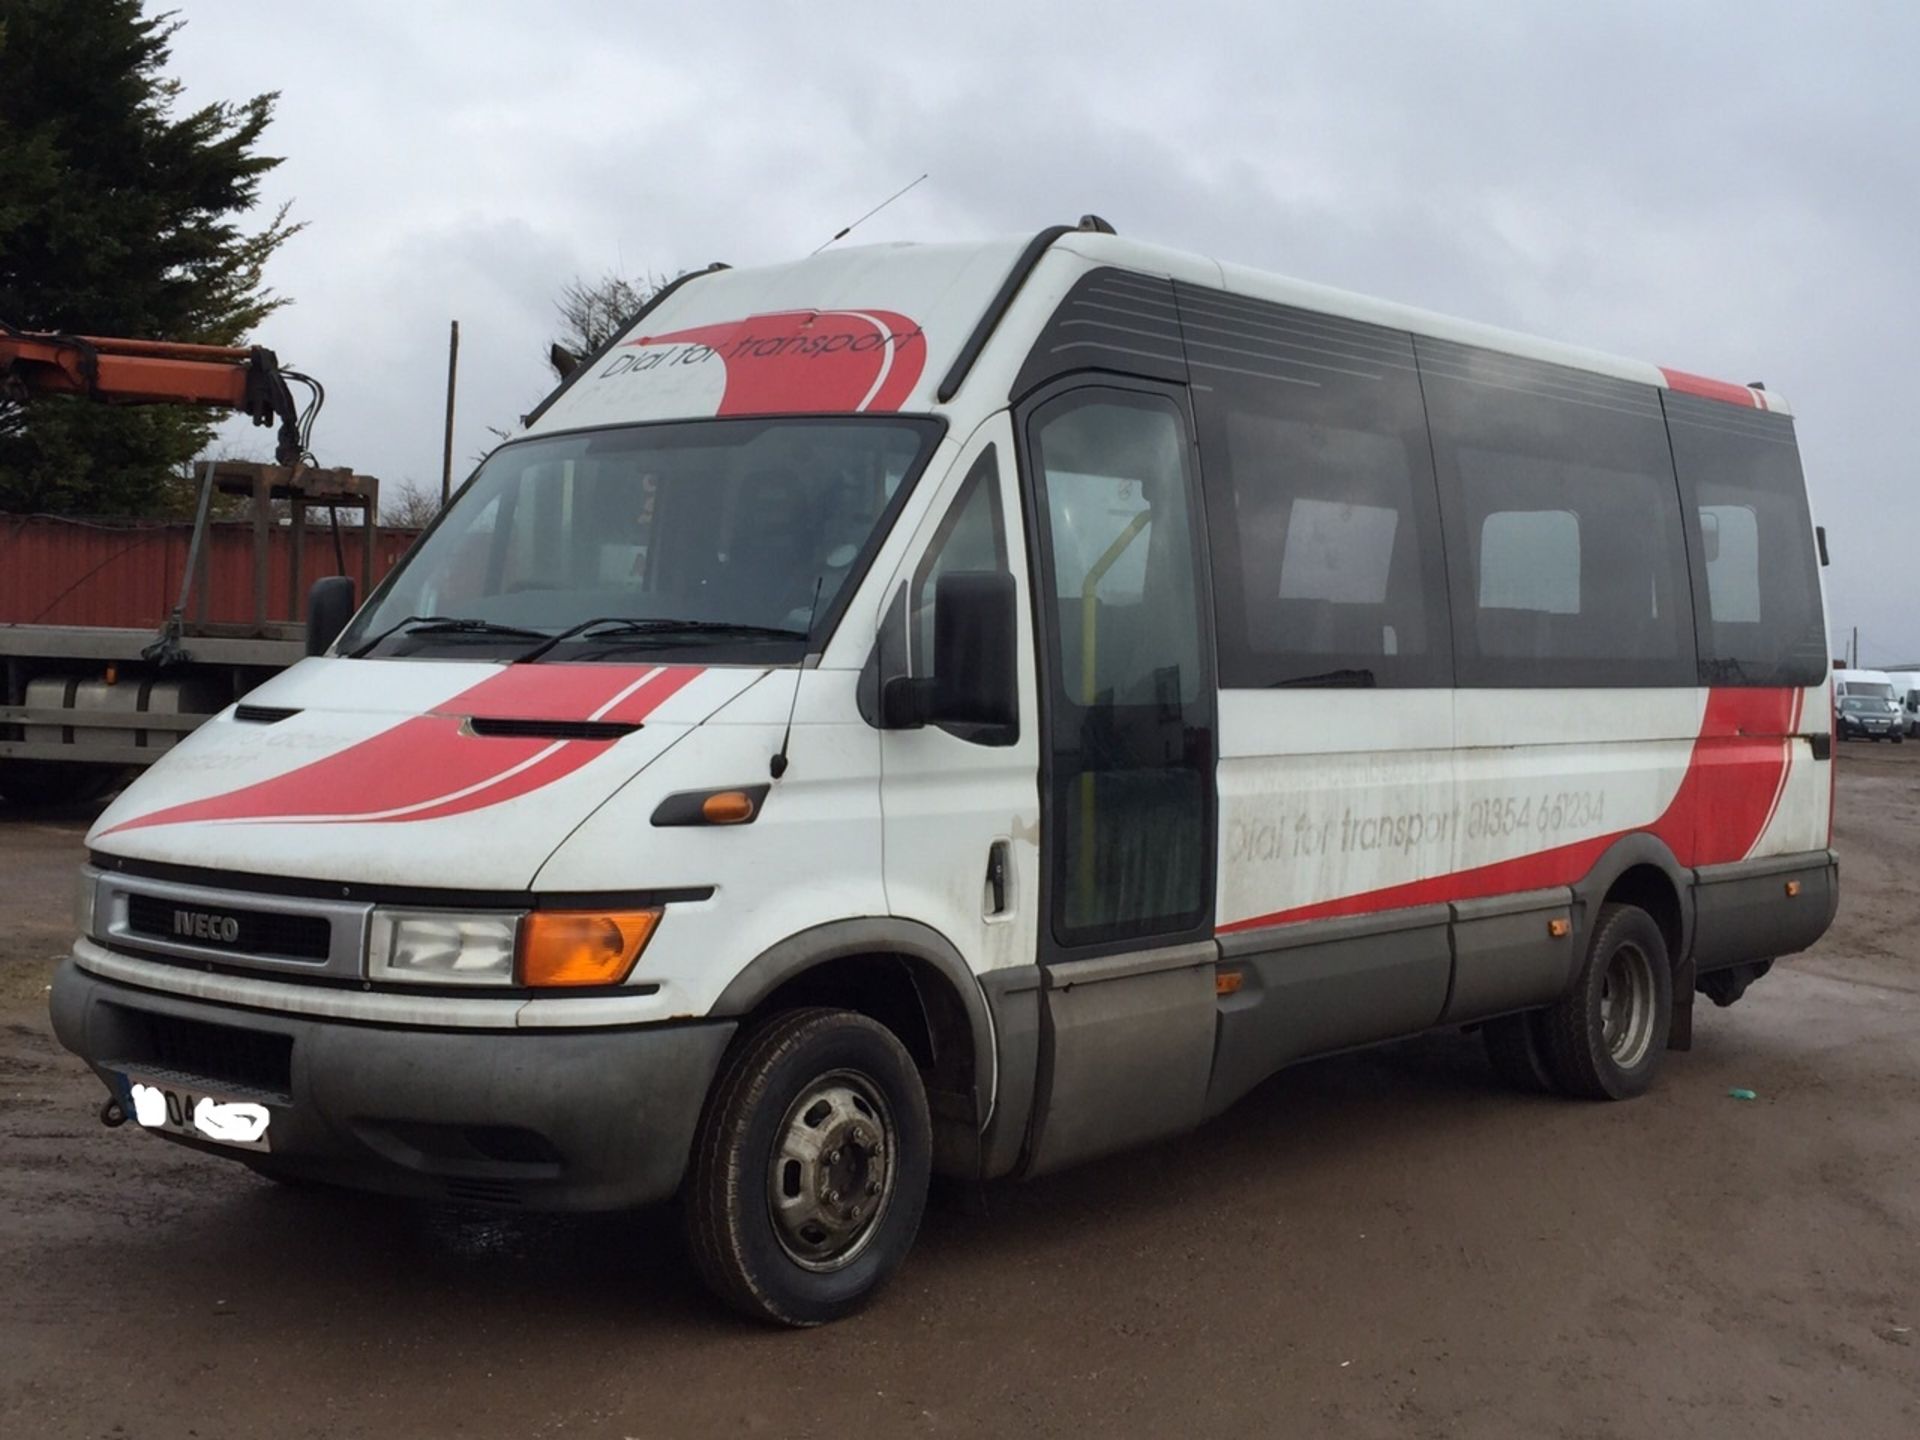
[1018,381,1220,1174]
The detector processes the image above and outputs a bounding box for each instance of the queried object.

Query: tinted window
[1663,393,1827,687]
[1178,284,1451,687]
[1030,390,1211,947]
[1418,338,1695,687]
[343,418,937,661]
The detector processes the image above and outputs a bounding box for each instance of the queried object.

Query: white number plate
[117,1072,273,1152]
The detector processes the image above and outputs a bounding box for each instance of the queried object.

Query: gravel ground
[1,745,1916,1439]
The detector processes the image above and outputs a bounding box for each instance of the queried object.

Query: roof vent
[1077,214,1117,235]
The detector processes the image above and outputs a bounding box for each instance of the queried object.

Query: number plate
[116,1072,273,1152]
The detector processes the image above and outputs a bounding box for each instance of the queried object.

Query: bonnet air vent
[464,717,639,742]
[233,705,300,724]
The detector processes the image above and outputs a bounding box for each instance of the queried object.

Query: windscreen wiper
[515,617,809,664]
[346,615,549,659]
[1269,667,1377,688]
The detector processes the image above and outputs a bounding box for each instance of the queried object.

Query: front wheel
[1542,902,1673,1100]
[684,1008,931,1326]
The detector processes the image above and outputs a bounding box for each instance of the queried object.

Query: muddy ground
[1,746,1916,1439]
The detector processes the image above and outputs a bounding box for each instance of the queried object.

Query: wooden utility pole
[440,320,460,505]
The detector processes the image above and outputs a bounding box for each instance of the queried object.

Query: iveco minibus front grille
[125,892,331,962]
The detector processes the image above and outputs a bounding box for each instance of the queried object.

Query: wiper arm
[1269,667,1377,688]
[515,617,808,664]
[346,615,548,659]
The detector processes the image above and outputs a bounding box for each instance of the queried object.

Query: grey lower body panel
[49,957,734,1210]
[1024,942,1217,1177]
[1209,906,1452,1116]
[1692,850,1839,973]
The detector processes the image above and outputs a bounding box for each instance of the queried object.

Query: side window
[910,446,1007,672]
[1664,393,1826,686]
[1031,389,1211,946]
[1479,510,1580,615]
[1177,283,1451,687]
[1698,503,1762,624]
[1419,338,1696,687]
[1034,396,1201,707]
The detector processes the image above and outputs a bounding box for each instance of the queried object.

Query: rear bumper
[48,955,734,1210]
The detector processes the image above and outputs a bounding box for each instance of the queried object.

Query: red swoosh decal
[100,665,702,835]
[629,309,926,415]
[1219,686,1803,934]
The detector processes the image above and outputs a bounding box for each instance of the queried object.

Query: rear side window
[1663,393,1827,686]
[1179,283,1452,687]
[1419,338,1696,687]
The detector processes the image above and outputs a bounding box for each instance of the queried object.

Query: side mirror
[879,571,1018,735]
[306,575,357,656]
[930,570,1018,730]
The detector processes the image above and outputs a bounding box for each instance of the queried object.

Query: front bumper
[49,955,734,1210]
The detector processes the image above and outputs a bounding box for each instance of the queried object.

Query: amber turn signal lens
[519,910,660,987]
[1784,879,1802,897]
[701,790,758,825]
[1548,917,1571,938]
[1215,970,1243,996]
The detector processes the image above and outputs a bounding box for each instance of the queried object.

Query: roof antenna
[812,173,929,255]
[770,576,825,779]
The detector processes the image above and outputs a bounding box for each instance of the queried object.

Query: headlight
[74,870,98,940]
[367,909,522,986]
[364,906,662,987]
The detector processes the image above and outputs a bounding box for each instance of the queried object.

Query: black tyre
[684,1008,931,1327]
[1483,1010,1554,1093]
[1542,902,1673,1100]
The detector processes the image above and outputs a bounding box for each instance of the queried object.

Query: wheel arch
[709,918,994,1170]
[1573,833,1693,967]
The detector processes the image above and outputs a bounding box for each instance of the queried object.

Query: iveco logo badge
[173,909,240,943]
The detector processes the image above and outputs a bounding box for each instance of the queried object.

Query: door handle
[985,840,1010,917]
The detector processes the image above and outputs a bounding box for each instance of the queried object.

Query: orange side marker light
[701,790,758,825]
[1548,917,1571,938]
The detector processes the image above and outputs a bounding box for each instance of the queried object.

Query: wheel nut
[867,1179,881,1195]
[827,1149,841,1165]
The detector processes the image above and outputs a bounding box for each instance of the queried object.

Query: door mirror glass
[928,571,1017,730]
[306,575,358,656]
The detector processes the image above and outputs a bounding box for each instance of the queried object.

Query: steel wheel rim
[1600,942,1656,1069]
[766,1068,897,1273]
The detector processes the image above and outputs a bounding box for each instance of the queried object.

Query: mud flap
[1668,954,1695,1051]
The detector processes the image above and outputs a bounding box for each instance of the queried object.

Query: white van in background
[1882,670,1920,737]
[1835,668,1904,742]
[51,220,1837,1324]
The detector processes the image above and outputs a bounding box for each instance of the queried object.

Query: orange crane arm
[0,324,309,465]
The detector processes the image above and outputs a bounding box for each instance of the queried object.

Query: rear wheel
[684,1007,931,1327]
[1542,902,1673,1100]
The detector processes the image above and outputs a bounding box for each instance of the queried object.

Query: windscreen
[341,417,939,661]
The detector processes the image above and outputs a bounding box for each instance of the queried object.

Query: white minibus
[53,219,1837,1324]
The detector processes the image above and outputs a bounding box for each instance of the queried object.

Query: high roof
[523,228,1786,432]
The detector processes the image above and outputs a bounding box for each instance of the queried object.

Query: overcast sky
[166,0,1918,663]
